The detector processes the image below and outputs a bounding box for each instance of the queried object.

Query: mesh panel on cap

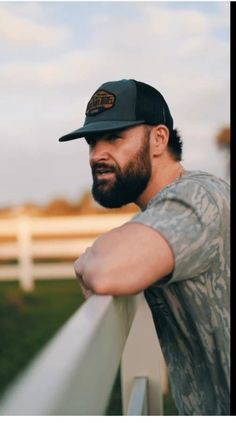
[132,80,173,129]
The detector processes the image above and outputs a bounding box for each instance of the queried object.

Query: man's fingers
[79,280,93,299]
[74,255,86,279]
[74,249,94,299]
[74,248,91,278]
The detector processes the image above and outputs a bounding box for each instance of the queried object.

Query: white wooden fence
[0,214,135,291]
[0,293,167,415]
[0,213,169,415]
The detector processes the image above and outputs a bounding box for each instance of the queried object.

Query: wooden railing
[0,213,168,414]
[0,293,166,415]
[0,214,135,291]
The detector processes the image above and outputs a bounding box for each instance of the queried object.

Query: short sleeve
[132,179,221,284]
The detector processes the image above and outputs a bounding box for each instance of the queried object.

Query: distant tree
[216,127,230,150]
[45,198,74,216]
[79,191,99,213]
[215,126,230,178]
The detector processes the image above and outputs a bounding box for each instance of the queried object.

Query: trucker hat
[59,79,173,142]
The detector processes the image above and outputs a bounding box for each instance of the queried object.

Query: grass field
[0,279,84,397]
[0,279,177,415]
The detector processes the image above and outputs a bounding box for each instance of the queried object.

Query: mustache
[91,162,117,175]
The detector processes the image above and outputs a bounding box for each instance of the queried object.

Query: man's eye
[85,132,121,146]
[106,133,121,141]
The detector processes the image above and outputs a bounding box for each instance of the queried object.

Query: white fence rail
[0,214,134,291]
[0,213,169,414]
[0,294,165,416]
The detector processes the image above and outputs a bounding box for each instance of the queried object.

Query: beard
[91,138,151,208]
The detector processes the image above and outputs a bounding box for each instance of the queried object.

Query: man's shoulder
[180,170,229,189]
[147,170,230,210]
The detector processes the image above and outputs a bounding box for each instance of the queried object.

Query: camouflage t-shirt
[132,170,230,415]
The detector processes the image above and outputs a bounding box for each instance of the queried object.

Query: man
[59,79,230,415]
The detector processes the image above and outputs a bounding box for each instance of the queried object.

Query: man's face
[87,125,152,208]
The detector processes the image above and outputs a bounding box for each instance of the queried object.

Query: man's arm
[74,222,174,296]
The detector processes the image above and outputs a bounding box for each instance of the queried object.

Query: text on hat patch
[86,90,116,116]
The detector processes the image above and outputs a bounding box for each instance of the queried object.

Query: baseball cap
[59,79,173,142]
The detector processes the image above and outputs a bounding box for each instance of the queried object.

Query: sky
[0,1,230,208]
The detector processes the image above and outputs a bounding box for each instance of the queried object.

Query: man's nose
[89,140,110,165]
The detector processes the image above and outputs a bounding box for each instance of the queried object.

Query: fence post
[121,294,165,415]
[17,216,34,292]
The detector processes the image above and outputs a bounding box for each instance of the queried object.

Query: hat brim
[58,120,145,142]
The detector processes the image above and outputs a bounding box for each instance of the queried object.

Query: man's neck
[136,161,185,209]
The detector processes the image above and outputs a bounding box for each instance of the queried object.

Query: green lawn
[0,279,177,415]
[0,279,84,397]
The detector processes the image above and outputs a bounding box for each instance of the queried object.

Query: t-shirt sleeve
[131,179,221,284]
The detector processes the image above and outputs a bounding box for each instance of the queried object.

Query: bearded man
[59,79,230,415]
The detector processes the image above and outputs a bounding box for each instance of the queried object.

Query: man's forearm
[74,222,174,296]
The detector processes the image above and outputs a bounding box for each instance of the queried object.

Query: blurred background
[0,1,230,415]
[0,0,230,211]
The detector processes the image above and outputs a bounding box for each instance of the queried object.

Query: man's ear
[150,125,170,157]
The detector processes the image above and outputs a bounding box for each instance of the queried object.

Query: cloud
[0,2,229,88]
[0,4,70,48]
[0,2,229,144]
[0,2,230,206]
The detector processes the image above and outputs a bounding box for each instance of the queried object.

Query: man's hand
[74,248,94,299]
[78,278,93,299]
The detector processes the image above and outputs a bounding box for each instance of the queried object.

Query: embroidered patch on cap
[86,90,116,116]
